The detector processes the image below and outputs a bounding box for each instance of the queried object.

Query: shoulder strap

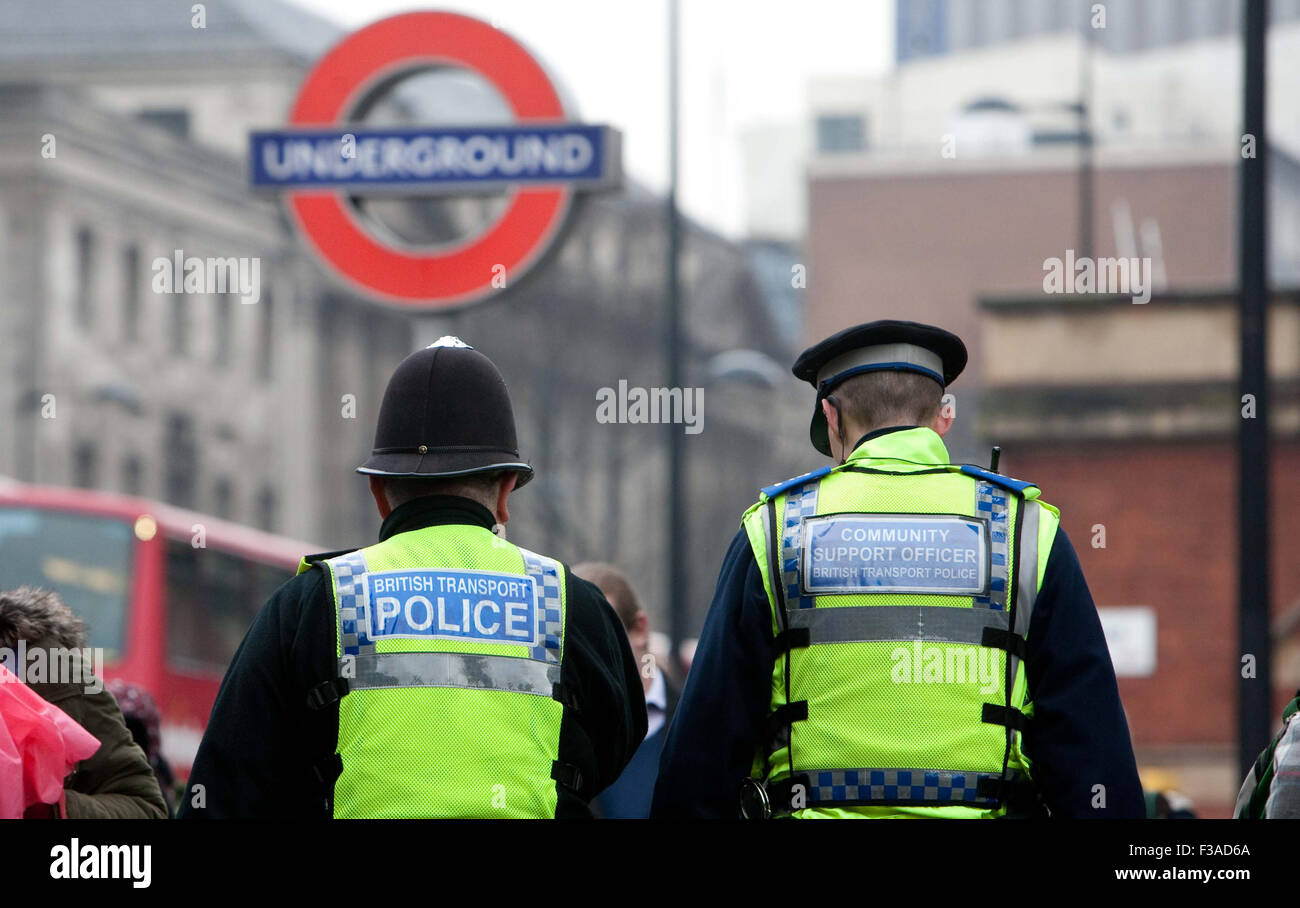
[297,548,358,576]
[761,465,833,500]
[958,464,1039,496]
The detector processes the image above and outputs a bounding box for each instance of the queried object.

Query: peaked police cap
[792,319,967,456]
[357,337,534,488]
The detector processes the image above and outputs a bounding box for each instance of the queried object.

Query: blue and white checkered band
[330,551,374,658]
[782,482,821,609]
[518,547,563,664]
[803,768,1002,808]
[973,481,1009,611]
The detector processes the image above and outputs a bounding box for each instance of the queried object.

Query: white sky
[292,0,894,237]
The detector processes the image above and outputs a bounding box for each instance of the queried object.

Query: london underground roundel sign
[249,12,621,308]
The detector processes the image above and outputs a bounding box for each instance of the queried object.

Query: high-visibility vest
[301,522,570,818]
[739,427,1059,818]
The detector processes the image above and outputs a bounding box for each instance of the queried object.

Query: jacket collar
[844,425,951,467]
[379,495,496,542]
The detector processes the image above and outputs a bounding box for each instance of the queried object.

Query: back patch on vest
[801,515,989,596]
[364,569,538,646]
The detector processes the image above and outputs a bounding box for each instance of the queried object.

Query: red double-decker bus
[0,480,317,776]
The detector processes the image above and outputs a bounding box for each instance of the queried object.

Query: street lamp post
[665,0,686,677]
[1237,0,1272,779]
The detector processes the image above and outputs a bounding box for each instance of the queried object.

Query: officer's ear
[932,408,955,438]
[494,471,519,526]
[369,475,393,519]
[821,398,841,450]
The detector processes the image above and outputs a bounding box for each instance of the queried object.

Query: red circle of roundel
[286,12,571,307]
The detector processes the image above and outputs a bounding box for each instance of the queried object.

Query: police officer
[652,320,1144,818]
[181,338,646,818]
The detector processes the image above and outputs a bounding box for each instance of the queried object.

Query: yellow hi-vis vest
[298,522,572,818]
[740,427,1060,818]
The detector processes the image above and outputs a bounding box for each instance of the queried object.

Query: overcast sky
[293,0,893,237]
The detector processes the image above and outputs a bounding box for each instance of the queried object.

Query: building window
[138,108,191,141]
[73,441,98,489]
[816,114,867,154]
[122,455,142,496]
[171,292,189,357]
[896,0,946,62]
[163,413,197,508]
[257,288,274,382]
[213,476,234,520]
[256,486,277,533]
[165,540,286,673]
[1046,0,1067,30]
[969,0,990,45]
[214,293,233,367]
[75,226,95,329]
[123,245,141,343]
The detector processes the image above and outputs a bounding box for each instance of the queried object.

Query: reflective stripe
[973,481,1010,611]
[781,482,820,610]
[348,650,559,695]
[518,547,564,664]
[798,768,1002,808]
[1014,501,1040,638]
[1006,501,1040,696]
[786,605,1009,645]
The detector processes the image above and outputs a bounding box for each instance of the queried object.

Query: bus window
[251,561,292,615]
[0,507,131,659]
[165,539,294,674]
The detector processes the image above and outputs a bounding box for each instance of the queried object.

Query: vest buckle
[306,677,350,711]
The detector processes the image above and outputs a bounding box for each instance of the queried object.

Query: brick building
[981,291,1300,817]
[803,127,1300,818]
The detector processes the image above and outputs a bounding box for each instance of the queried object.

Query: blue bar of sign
[248,123,616,191]
[364,568,538,646]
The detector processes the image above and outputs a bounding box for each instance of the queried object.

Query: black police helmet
[356,337,534,488]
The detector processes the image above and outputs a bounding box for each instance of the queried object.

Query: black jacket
[179,495,646,818]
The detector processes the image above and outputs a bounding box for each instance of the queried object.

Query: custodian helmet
[356,336,534,488]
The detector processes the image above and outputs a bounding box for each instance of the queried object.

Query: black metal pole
[666,0,686,677]
[1238,0,1272,780]
[1078,9,1093,261]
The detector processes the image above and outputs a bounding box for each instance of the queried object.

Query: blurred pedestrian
[1235,687,1300,818]
[105,679,175,817]
[181,337,645,818]
[573,562,679,818]
[653,320,1144,818]
[0,661,100,818]
[0,586,168,819]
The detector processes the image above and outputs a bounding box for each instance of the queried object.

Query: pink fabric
[0,663,101,818]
